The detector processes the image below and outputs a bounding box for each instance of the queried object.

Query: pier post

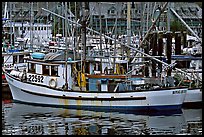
[151,31,157,77]
[144,35,150,77]
[175,31,181,55]
[144,47,149,78]
[182,31,187,49]
[166,31,172,76]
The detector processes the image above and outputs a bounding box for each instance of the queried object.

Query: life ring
[49,78,57,88]
[19,72,26,80]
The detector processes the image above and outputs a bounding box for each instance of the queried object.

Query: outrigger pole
[41,6,202,83]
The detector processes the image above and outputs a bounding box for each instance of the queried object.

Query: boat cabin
[23,53,80,90]
[2,50,30,71]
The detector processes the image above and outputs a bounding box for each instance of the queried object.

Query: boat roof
[171,55,202,60]
[25,57,80,65]
[3,22,52,27]
[2,50,31,56]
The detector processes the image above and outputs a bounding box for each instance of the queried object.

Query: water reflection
[2,101,202,135]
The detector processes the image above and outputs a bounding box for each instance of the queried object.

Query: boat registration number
[172,90,186,94]
[28,74,44,83]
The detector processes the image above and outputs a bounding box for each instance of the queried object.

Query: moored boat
[183,88,202,108]
[4,52,187,111]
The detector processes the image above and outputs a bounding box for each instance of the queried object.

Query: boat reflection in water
[2,102,202,135]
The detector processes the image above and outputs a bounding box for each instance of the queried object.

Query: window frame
[28,63,36,73]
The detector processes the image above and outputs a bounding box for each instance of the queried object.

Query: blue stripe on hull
[13,100,182,116]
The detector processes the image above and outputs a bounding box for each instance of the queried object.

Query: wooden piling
[158,31,163,73]
[166,31,172,76]
[182,31,187,49]
[151,31,157,77]
[175,31,181,55]
[144,34,151,77]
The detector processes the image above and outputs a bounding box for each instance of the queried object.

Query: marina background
[2,2,202,135]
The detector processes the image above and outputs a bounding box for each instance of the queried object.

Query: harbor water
[2,100,202,135]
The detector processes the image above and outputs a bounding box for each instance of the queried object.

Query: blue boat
[31,52,45,59]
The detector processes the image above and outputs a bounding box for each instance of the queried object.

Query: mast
[64,2,69,90]
[46,2,49,41]
[146,2,150,31]
[141,2,146,37]
[167,2,170,31]
[98,2,103,73]
[57,2,60,35]
[4,2,8,19]
[69,2,73,38]
[126,2,131,61]
[30,2,34,51]
[20,3,23,38]
[81,2,86,73]
[9,2,13,46]
[113,3,118,73]
[74,2,78,60]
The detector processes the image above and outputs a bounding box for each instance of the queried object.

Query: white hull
[5,73,187,111]
[184,88,202,103]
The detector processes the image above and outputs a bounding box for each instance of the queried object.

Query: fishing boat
[2,48,31,99]
[183,88,202,107]
[2,49,31,71]
[171,46,202,105]
[4,1,190,111]
[4,51,188,111]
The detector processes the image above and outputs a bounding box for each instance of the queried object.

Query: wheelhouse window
[2,56,4,67]
[28,63,36,73]
[51,66,58,76]
[13,55,17,64]
[94,63,101,72]
[19,55,24,63]
[42,65,50,75]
